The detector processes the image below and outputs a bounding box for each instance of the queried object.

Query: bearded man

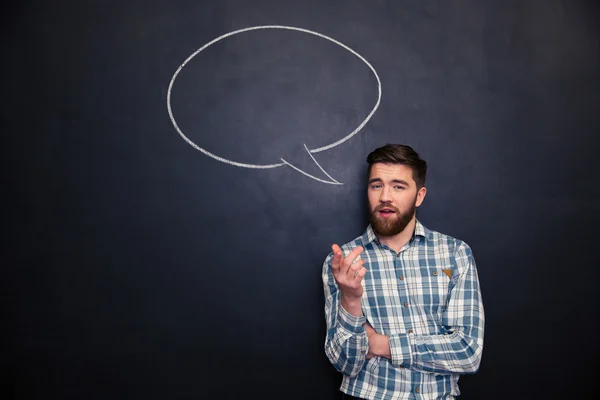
[322,144,485,400]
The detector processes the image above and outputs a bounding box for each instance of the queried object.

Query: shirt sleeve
[322,252,369,377]
[387,242,485,374]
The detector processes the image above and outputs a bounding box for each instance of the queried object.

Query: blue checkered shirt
[322,221,484,399]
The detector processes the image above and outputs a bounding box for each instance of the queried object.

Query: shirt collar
[360,219,430,247]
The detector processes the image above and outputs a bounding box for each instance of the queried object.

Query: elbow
[462,357,481,374]
[324,342,365,378]
[460,344,483,374]
[324,343,338,369]
[344,361,364,378]
[346,370,361,379]
[339,361,365,378]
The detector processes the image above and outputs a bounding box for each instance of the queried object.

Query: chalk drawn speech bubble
[167,25,381,185]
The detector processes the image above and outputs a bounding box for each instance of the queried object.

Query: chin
[371,213,413,237]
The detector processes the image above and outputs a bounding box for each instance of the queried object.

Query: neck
[377,216,417,253]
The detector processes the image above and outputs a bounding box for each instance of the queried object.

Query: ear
[415,186,427,208]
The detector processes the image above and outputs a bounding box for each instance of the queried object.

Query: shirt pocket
[406,266,453,313]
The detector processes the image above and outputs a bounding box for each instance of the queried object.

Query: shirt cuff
[337,304,367,334]
[389,333,413,369]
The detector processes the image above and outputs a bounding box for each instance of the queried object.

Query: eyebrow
[368,178,410,186]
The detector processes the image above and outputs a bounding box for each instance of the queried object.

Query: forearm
[387,329,483,374]
[324,303,369,377]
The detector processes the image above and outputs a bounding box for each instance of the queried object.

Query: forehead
[369,163,415,184]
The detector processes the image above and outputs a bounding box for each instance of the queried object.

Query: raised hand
[331,244,366,316]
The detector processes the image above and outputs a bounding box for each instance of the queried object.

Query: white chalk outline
[166,25,382,184]
[281,144,341,185]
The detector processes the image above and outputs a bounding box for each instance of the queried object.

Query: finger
[331,244,342,255]
[353,266,367,280]
[343,246,364,274]
[330,244,343,271]
[351,266,364,279]
[347,259,365,277]
[344,246,364,271]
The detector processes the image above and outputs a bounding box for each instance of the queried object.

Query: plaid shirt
[322,221,484,400]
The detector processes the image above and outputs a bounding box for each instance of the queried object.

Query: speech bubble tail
[280,144,343,185]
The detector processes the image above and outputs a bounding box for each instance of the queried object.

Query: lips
[375,205,398,218]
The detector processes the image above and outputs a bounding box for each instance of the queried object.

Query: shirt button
[408,329,413,334]
[432,271,437,276]
[415,387,420,393]
[403,302,409,307]
[399,276,404,280]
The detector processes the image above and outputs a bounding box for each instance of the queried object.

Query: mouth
[377,207,397,218]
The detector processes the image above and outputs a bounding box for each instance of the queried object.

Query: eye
[394,185,405,190]
[371,184,382,190]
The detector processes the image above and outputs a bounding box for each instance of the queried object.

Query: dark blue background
[3,0,599,399]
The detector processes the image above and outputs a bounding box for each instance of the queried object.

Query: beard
[368,198,417,237]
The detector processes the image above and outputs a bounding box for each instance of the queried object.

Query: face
[367,163,427,237]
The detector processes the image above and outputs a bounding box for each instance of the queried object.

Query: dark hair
[366,144,427,188]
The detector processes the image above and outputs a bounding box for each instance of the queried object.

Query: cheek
[367,193,379,209]
[395,194,416,208]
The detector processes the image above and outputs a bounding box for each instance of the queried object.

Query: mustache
[374,203,399,213]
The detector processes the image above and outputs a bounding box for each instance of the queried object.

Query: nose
[379,186,392,204]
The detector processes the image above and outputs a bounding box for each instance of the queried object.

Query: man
[322,144,484,399]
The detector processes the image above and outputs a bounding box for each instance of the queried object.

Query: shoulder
[421,224,474,257]
[339,234,367,255]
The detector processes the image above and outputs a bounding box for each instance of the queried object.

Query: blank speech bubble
[167,25,381,184]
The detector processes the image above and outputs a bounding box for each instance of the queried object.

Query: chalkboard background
[3,0,599,399]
